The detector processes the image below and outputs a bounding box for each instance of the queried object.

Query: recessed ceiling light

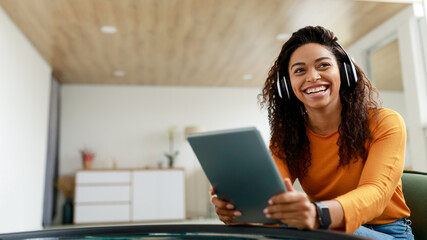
[113,70,126,77]
[276,33,291,41]
[242,74,253,80]
[101,25,117,34]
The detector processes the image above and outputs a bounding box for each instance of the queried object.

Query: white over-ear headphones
[277,43,358,100]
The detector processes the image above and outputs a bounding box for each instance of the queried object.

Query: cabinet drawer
[76,171,131,184]
[74,204,130,223]
[75,185,130,203]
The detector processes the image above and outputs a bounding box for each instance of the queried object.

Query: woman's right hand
[210,188,242,224]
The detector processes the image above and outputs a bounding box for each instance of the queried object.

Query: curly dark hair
[259,26,381,179]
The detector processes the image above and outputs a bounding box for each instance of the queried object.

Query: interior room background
[1,1,426,235]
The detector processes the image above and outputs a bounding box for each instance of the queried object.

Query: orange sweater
[272,108,410,233]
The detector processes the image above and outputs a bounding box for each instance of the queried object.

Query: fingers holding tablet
[210,188,242,224]
[263,179,317,229]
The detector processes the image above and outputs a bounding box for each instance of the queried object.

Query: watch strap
[313,201,331,230]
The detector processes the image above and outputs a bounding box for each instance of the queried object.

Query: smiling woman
[210,26,415,240]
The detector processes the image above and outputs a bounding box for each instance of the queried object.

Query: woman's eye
[294,68,304,74]
[319,63,330,68]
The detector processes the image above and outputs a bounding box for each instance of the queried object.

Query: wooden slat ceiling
[0,0,409,87]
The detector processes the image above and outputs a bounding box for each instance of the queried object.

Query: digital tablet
[187,127,287,224]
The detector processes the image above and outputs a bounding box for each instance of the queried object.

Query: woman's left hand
[263,178,319,229]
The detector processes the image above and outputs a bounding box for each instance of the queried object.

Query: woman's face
[288,43,341,112]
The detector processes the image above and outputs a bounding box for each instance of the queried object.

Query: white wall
[59,84,269,218]
[0,7,52,234]
[348,5,427,171]
[379,92,407,120]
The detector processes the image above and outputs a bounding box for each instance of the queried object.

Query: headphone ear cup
[277,72,283,98]
[282,76,292,100]
[341,62,351,88]
[336,42,358,90]
[277,72,291,100]
[342,61,358,89]
[348,59,358,89]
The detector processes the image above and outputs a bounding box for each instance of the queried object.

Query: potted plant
[80,149,95,170]
[164,126,179,168]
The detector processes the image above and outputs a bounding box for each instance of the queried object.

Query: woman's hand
[263,178,318,229]
[210,188,242,224]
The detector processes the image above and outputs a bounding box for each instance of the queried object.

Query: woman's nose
[306,69,321,82]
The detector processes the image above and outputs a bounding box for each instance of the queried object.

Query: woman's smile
[303,84,330,96]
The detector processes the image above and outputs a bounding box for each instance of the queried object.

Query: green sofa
[401,170,427,240]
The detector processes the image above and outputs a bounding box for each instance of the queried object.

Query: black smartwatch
[313,202,331,230]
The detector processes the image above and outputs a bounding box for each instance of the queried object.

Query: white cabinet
[132,169,185,221]
[74,170,131,224]
[74,169,185,224]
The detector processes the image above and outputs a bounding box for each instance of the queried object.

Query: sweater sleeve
[335,109,407,233]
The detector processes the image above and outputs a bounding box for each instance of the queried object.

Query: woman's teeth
[306,86,327,94]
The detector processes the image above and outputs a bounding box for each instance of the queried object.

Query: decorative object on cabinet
[74,168,185,224]
[164,126,179,168]
[62,197,74,224]
[56,175,76,224]
[184,125,206,139]
[112,157,117,169]
[80,149,95,169]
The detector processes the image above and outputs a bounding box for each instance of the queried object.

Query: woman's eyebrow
[290,62,305,70]
[315,57,332,62]
[290,57,332,70]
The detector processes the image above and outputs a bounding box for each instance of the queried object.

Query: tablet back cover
[187,127,286,223]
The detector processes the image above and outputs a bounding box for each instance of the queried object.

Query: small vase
[83,160,93,170]
[168,158,174,168]
[62,197,74,224]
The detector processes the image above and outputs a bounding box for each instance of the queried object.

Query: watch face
[315,202,331,229]
[319,207,331,224]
